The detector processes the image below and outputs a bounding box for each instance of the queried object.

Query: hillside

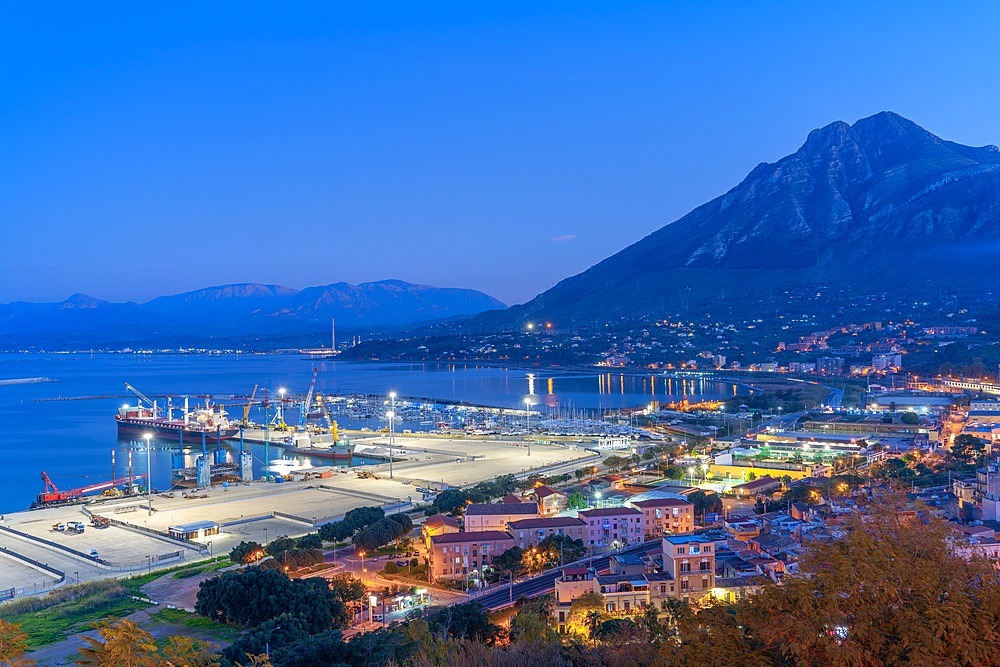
[482,111,1000,327]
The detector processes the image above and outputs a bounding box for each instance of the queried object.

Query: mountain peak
[61,293,108,309]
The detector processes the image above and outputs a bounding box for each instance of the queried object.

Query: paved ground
[0,550,59,592]
[0,436,592,593]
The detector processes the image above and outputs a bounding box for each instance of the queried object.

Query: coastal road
[471,539,664,611]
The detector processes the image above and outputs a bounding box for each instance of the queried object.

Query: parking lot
[0,552,59,593]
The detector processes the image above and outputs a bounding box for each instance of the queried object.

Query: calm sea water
[0,354,738,512]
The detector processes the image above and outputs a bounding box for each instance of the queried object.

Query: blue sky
[1,2,998,305]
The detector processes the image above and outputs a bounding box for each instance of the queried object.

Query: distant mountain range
[0,280,506,349]
[478,111,1000,327]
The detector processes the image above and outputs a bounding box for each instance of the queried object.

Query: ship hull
[286,445,354,460]
[116,417,238,444]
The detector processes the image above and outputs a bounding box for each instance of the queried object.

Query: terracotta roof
[465,502,538,516]
[630,498,693,509]
[508,516,585,530]
[424,514,460,529]
[502,494,525,504]
[533,485,565,499]
[578,507,642,518]
[562,566,590,576]
[431,530,513,545]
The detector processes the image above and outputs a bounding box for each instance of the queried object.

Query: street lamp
[688,466,696,486]
[389,391,396,479]
[143,433,153,516]
[525,399,531,456]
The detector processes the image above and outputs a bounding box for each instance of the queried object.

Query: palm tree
[585,610,602,647]
[0,619,35,667]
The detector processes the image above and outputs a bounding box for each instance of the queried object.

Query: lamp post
[278,387,286,427]
[388,391,396,479]
[525,399,531,456]
[360,550,366,584]
[369,594,377,629]
[143,433,153,515]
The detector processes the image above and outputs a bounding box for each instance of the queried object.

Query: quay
[0,435,599,598]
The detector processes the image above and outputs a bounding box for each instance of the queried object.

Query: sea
[0,353,741,512]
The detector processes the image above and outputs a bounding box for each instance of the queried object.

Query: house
[421,514,460,549]
[578,507,644,550]
[725,518,761,541]
[662,535,716,604]
[629,498,695,537]
[731,476,782,497]
[507,516,586,549]
[531,485,568,517]
[464,502,538,532]
[428,530,515,584]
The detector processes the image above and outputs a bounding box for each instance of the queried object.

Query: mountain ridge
[479,111,1000,327]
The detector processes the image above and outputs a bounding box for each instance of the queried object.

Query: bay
[0,353,739,512]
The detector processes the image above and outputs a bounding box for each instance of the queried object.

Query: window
[704,545,712,552]
[681,580,689,591]
[702,577,709,589]
[680,562,691,572]
[676,547,685,554]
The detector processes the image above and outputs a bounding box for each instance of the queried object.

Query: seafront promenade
[0,435,598,597]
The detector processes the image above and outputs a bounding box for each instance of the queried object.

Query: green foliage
[954,433,988,464]
[264,535,297,557]
[663,465,685,481]
[687,489,723,515]
[900,411,919,425]
[387,512,414,535]
[317,505,385,544]
[258,548,324,570]
[296,533,323,550]
[229,540,264,565]
[194,567,346,632]
[567,490,587,510]
[424,602,501,644]
[489,546,525,581]
[509,597,556,644]
[352,518,407,553]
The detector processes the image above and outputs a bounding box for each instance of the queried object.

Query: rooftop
[431,530,513,545]
[465,502,538,516]
[664,534,715,545]
[507,516,585,530]
[579,507,642,518]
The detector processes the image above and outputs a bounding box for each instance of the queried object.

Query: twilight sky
[1,2,999,306]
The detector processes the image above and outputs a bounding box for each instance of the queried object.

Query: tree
[229,541,264,565]
[687,490,723,516]
[0,620,35,667]
[430,489,473,514]
[159,636,220,667]
[900,411,919,425]
[490,546,525,580]
[264,535,296,557]
[425,602,501,644]
[387,512,414,536]
[566,591,605,639]
[75,617,159,667]
[663,465,685,481]
[662,494,1000,667]
[509,597,556,644]
[585,610,602,647]
[954,433,988,464]
[567,490,587,510]
[296,533,323,550]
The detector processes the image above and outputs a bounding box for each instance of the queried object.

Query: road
[471,539,664,611]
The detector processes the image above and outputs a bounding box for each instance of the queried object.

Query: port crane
[124,382,159,414]
[298,368,319,428]
[242,384,259,427]
[35,471,147,507]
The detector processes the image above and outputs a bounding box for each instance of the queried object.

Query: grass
[171,558,230,579]
[121,556,231,594]
[150,607,241,642]
[0,580,149,649]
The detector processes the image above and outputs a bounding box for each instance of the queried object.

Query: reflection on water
[0,354,740,510]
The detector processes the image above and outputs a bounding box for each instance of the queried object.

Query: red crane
[35,471,147,507]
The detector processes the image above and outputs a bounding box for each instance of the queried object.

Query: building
[629,498,695,537]
[427,530,515,584]
[507,516,586,549]
[578,507,644,550]
[463,502,538,532]
[816,357,845,375]
[531,486,568,517]
[731,476,782,497]
[662,535,716,604]
[421,514,460,549]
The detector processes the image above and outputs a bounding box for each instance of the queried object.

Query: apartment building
[662,534,716,604]
[427,530,514,584]
[629,497,695,537]
[578,507,644,550]
[464,502,538,532]
[507,516,586,549]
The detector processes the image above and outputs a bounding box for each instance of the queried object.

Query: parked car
[88,549,99,558]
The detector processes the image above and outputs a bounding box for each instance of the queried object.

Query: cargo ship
[284,432,355,460]
[115,383,239,443]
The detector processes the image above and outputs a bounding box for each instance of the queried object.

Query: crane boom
[35,472,147,506]
[124,383,157,409]
[243,384,259,426]
[299,368,319,427]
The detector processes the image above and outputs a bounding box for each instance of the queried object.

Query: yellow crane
[242,384,258,427]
